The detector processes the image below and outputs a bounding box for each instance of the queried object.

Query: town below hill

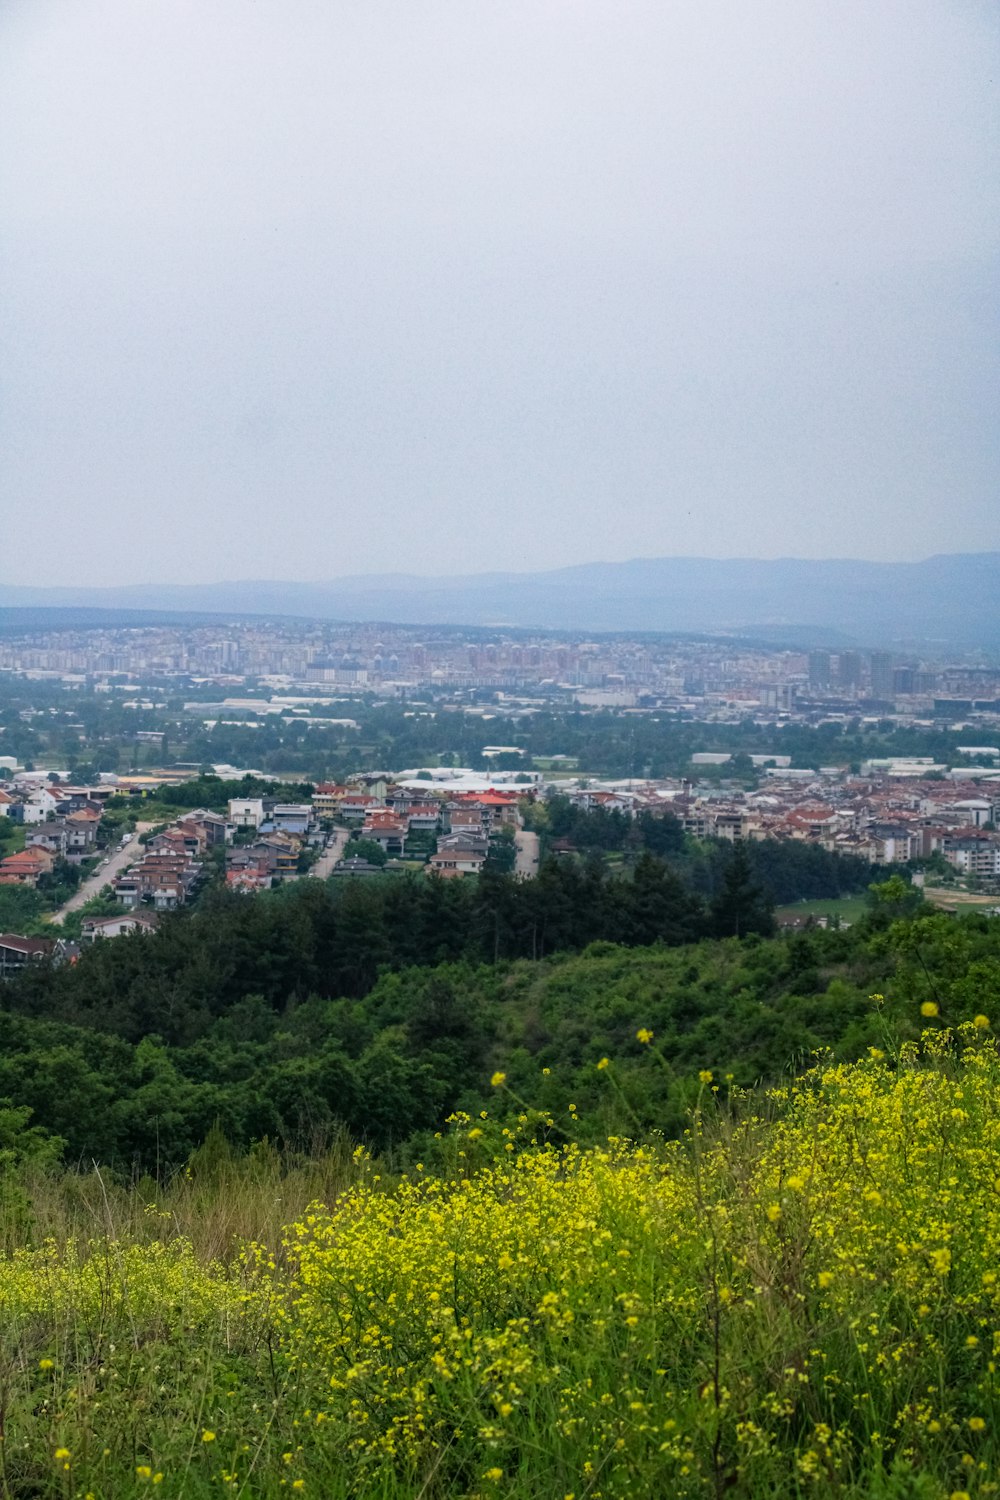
[2,754,999,967]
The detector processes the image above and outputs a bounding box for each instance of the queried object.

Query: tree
[346,838,388,867]
[710,843,775,939]
[0,885,47,936]
[621,852,704,947]
[485,828,517,874]
[863,874,926,929]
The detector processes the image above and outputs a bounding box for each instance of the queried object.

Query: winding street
[48,821,156,926]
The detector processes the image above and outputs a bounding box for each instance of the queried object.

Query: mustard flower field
[3,1027,1000,1499]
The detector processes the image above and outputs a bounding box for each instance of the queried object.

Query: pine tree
[710,842,775,939]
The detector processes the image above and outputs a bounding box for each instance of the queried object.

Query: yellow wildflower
[636,1028,654,1045]
[920,1001,939,1018]
[490,1072,506,1088]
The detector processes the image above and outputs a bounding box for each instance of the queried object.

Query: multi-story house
[26,822,69,859]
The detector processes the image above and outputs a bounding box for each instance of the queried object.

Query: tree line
[4,847,773,1043]
[0,891,996,1172]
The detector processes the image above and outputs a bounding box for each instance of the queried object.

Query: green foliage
[59,891,122,940]
[0,817,25,855]
[344,837,389,866]
[709,842,776,939]
[0,1101,63,1170]
[0,894,979,1171]
[866,874,930,926]
[2,1038,1000,1495]
[485,826,517,873]
[0,883,47,935]
[531,794,885,905]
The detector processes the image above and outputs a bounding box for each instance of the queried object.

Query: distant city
[2,612,1000,923]
[2,615,999,718]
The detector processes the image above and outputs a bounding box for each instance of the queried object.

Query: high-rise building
[837,651,861,689]
[759,683,795,712]
[869,652,894,700]
[808,651,831,688]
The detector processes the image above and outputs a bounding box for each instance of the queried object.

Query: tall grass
[1,1028,998,1498]
[0,1125,366,1263]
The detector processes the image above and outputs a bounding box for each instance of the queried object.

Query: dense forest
[0,855,989,1171]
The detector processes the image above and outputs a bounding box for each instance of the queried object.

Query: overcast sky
[2,0,997,587]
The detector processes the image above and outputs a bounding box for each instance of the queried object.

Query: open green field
[775,893,870,925]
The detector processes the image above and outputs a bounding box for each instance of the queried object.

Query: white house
[81,912,159,943]
[229,798,265,830]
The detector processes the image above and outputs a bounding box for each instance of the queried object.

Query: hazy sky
[2,1,998,587]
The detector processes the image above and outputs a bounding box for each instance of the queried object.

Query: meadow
[2,1016,998,1499]
[775,894,871,926]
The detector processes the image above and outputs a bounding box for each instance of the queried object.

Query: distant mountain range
[2,554,999,647]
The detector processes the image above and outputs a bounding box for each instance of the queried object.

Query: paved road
[49,821,156,925]
[308,826,349,879]
[514,829,540,879]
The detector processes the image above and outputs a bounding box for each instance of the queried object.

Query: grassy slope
[2,1029,998,1498]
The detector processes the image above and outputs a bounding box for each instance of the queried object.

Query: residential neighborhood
[2,613,1000,968]
[1,753,998,950]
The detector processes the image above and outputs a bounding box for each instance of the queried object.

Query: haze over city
[2,0,998,589]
